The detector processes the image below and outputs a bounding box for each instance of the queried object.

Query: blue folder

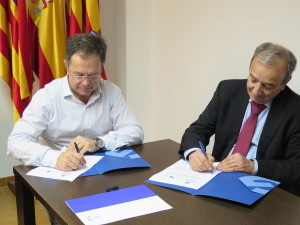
[80,148,151,176]
[146,172,280,205]
[46,148,150,181]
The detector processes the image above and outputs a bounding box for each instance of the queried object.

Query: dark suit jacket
[179,79,300,196]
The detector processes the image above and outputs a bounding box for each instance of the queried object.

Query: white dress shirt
[8,75,144,167]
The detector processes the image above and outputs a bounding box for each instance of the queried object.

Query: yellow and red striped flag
[0,0,33,122]
[66,0,106,79]
[84,0,101,33]
[65,0,83,36]
[28,0,67,88]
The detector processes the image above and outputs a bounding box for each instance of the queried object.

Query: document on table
[26,156,103,182]
[66,185,172,225]
[148,159,221,190]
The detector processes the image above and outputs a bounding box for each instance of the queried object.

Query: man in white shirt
[8,33,144,172]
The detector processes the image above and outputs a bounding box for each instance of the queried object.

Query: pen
[74,142,80,153]
[106,186,119,192]
[198,141,213,174]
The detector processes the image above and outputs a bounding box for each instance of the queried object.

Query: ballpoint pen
[74,142,80,153]
[198,140,213,174]
[106,186,119,192]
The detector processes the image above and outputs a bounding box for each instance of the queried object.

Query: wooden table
[14,139,300,225]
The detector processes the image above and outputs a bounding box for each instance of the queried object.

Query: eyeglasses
[69,71,100,81]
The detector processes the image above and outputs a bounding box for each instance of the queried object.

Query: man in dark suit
[179,42,300,196]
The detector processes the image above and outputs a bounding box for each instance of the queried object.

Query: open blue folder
[80,148,151,176]
[46,148,150,181]
[146,172,280,205]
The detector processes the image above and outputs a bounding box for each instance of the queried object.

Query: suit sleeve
[257,120,300,195]
[179,81,222,156]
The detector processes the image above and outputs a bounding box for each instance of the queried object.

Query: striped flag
[0,0,33,122]
[85,0,101,33]
[28,0,67,88]
[66,0,101,37]
[66,0,106,79]
[65,0,83,36]
[0,0,10,86]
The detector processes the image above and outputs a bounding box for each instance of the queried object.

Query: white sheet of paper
[148,159,221,190]
[76,195,172,225]
[26,156,103,182]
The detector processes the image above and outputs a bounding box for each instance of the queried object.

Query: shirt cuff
[252,159,258,175]
[99,136,129,151]
[183,148,200,160]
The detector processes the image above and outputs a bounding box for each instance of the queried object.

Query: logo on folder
[239,176,280,195]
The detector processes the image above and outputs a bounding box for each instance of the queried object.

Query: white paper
[76,196,172,225]
[26,156,103,182]
[148,159,221,190]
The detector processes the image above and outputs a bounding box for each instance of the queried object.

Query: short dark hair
[65,33,107,66]
[250,42,297,84]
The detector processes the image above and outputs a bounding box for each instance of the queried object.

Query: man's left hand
[217,153,254,174]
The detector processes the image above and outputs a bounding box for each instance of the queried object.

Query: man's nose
[253,83,263,94]
[82,77,92,85]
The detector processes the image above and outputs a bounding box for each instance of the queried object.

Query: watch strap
[94,137,105,150]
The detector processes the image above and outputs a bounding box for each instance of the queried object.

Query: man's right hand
[188,150,215,172]
[55,144,86,171]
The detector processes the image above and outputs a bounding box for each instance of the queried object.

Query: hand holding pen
[198,141,213,173]
[55,142,85,171]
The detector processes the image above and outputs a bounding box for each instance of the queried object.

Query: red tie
[232,102,266,157]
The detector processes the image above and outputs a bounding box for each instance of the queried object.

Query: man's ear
[281,77,291,91]
[64,60,69,70]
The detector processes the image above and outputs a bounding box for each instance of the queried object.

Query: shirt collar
[249,98,272,108]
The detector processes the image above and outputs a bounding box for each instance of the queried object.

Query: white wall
[101,0,153,142]
[105,0,300,149]
[0,80,17,177]
[1,0,300,177]
[126,1,152,142]
[149,0,300,148]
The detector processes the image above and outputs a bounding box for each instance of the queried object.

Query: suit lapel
[257,90,288,158]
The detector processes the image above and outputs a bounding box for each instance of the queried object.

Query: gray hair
[250,42,297,84]
[65,33,107,66]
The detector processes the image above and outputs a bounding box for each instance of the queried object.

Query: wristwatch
[94,137,105,150]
